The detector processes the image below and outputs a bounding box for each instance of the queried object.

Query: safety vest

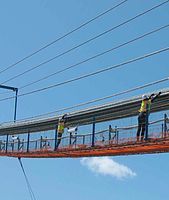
[57,122,65,134]
[139,99,151,113]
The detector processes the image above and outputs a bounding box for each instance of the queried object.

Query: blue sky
[0,0,169,200]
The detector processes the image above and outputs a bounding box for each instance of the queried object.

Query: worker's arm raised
[150,92,161,102]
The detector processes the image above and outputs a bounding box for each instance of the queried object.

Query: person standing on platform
[136,92,161,141]
[56,114,67,149]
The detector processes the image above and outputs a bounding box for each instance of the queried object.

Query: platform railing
[0,115,169,154]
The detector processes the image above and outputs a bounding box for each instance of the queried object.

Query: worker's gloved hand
[150,93,155,97]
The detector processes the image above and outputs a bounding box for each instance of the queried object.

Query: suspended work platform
[0,89,168,158]
[1,133,169,158]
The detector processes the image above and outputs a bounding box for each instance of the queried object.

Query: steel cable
[0,78,168,127]
[17,81,169,122]
[18,158,37,200]
[0,46,167,103]
[0,23,168,98]
[18,23,169,90]
[0,0,128,75]
[2,0,169,84]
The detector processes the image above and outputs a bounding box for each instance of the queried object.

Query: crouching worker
[56,114,67,149]
[67,126,78,146]
[136,92,161,142]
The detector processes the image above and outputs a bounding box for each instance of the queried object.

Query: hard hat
[67,126,78,133]
[11,135,18,140]
[62,114,67,119]
[142,94,148,100]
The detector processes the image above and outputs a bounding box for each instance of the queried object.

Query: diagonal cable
[19,23,169,90]
[0,46,168,102]
[18,158,37,200]
[0,0,128,75]
[1,0,169,84]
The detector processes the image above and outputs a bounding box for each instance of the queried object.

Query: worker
[136,92,161,141]
[67,126,78,146]
[56,114,67,149]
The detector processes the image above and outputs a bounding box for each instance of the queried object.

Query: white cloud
[80,157,136,180]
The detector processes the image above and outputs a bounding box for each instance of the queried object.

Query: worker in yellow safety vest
[136,92,161,141]
[56,114,67,149]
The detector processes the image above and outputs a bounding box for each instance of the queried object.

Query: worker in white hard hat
[136,92,161,141]
[56,114,67,149]
[67,126,78,146]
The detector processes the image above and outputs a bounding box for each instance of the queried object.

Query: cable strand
[19,23,169,90]
[0,0,128,75]
[18,158,37,200]
[2,0,169,84]
[3,79,169,123]
[0,46,168,102]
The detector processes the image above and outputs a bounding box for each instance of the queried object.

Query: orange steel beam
[1,137,169,158]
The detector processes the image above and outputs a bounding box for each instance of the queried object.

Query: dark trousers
[137,112,146,140]
[56,133,62,148]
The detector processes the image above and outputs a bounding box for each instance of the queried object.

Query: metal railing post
[27,132,30,152]
[164,113,167,138]
[145,104,149,141]
[69,133,72,146]
[40,136,43,149]
[54,126,58,151]
[83,135,85,145]
[74,133,77,148]
[91,117,95,147]
[5,134,9,153]
[35,141,38,150]
[109,125,112,143]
